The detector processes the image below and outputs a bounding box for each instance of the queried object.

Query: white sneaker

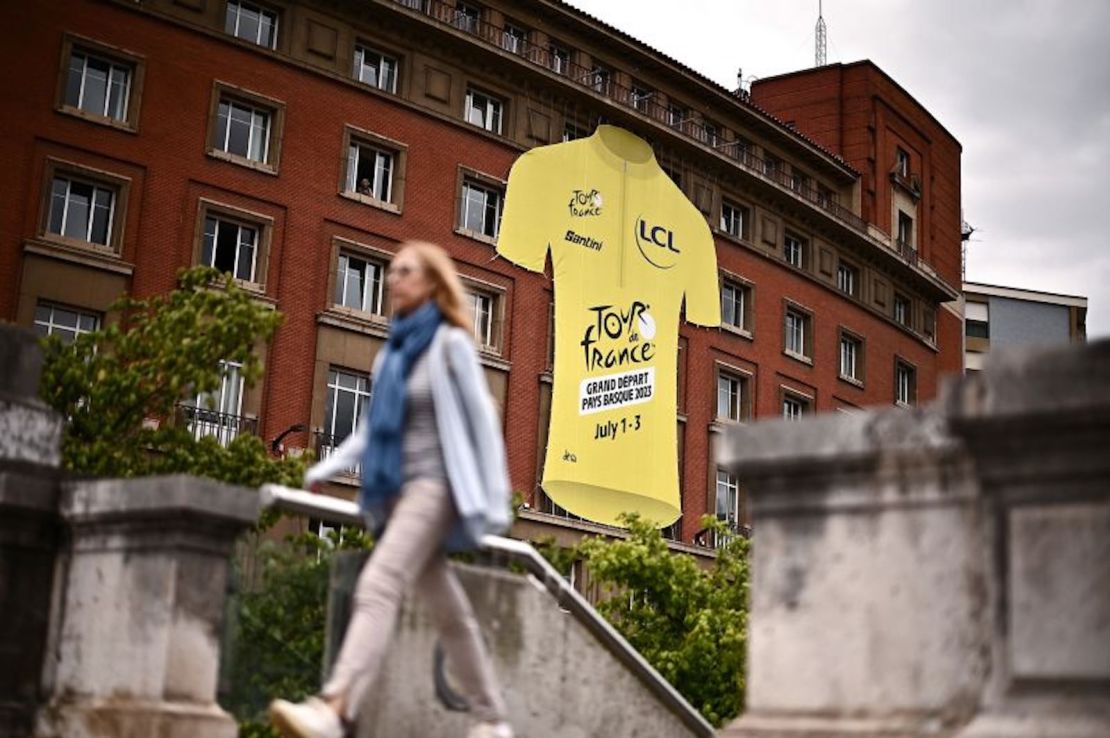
[467,722,514,738]
[268,697,345,738]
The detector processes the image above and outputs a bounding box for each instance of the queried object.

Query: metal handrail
[692,520,752,550]
[258,484,715,737]
[176,403,258,447]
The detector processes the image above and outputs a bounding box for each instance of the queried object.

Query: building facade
[2,0,961,547]
[963,282,1087,373]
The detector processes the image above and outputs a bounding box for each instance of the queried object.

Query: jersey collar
[589,125,658,176]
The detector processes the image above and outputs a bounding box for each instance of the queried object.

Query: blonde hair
[397,241,471,332]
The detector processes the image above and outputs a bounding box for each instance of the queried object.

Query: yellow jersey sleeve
[682,216,721,327]
[497,150,553,273]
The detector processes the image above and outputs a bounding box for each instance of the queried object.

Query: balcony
[692,520,751,550]
[896,238,919,268]
[314,430,361,478]
[176,404,257,447]
[385,0,957,300]
[890,168,923,199]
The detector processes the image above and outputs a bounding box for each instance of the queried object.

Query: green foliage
[228,528,373,737]
[570,514,750,727]
[38,266,304,487]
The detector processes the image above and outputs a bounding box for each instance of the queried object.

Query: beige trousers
[321,478,507,724]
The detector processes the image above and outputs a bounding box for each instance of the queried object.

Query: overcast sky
[564,0,1110,338]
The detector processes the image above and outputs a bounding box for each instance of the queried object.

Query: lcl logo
[635,217,681,269]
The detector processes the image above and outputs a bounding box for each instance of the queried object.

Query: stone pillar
[717,409,991,737]
[0,327,64,738]
[944,342,1110,738]
[34,475,260,738]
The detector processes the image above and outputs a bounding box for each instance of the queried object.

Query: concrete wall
[329,558,701,738]
[989,295,1070,347]
[719,339,1110,738]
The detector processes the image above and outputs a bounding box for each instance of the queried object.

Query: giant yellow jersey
[497,125,720,527]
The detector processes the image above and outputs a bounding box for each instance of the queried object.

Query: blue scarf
[360,302,443,510]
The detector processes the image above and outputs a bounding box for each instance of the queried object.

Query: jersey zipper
[619,160,627,287]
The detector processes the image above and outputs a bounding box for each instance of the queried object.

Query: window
[466,290,496,350]
[732,137,753,165]
[784,232,806,269]
[897,211,914,248]
[184,360,248,447]
[716,370,745,422]
[837,261,859,297]
[715,469,739,525]
[720,278,751,332]
[501,22,527,54]
[703,121,720,147]
[460,178,503,239]
[465,88,503,134]
[839,332,862,383]
[453,2,481,33]
[562,121,588,142]
[923,307,936,342]
[895,360,916,406]
[590,65,611,95]
[894,293,912,328]
[662,163,682,188]
[549,43,569,75]
[966,320,989,339]
[763,155,781,179]
[782,393,809,420]
[202,215,258,282]
[47,175,115,247]
[345,141,393,201]
[816,184,835,207]
[34,301,100,344]
[790,170,809,193]
[631,84,651,113]
[64,48,132,122]
[323,368,372,475]
[784,306,811,359]
[720,200,748,240]
[353,45,398,93]
[208,84,283,171]
[225,1,278,49]
[896,147,910,177]
[216,97,271,163]
[335,252,385,315]
[667,104,686,129]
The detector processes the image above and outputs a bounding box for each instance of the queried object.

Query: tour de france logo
[635,215,681,270]
[577,301,657,434]
[569,189,603,217]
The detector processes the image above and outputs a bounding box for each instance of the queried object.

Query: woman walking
[269,242,514,738]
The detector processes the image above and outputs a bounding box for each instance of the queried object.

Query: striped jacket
[305,324,512,550]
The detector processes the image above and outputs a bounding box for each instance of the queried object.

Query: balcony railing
[314,430,361,478]
[537,489,679,540]
[176,404,257,447]
[890,168,923,198]
[692,520,751,550]
[895,239,919,268]
[392,5,870,229]
[388,0,955,295]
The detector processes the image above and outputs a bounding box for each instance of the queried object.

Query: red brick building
[2,0,961,548]
[750,62,965,376]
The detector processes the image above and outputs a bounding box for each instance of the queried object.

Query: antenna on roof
[816,0,827,67]
[735,67,757,100]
